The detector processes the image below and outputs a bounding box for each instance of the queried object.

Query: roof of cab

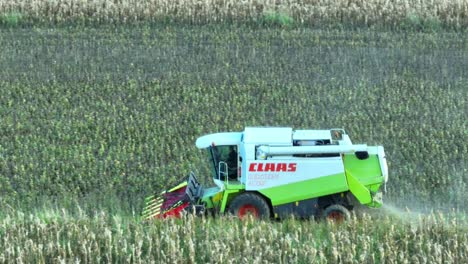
[195,132,242,149]
[195,127,293,149]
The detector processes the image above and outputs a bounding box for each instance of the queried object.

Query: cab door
[209,145,240,182]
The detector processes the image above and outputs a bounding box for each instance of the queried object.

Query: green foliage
[0,25,466,213]
[403,13,442,32]
[0,12,23,26]
[261,11,294,28]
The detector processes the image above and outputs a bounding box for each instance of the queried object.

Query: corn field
[1,0,468,29]
[0,210,467,263]
[0,0,467,262]
[1,24,466,211]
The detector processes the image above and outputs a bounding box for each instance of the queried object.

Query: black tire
[322,204,351,222]
[228,193,271,219]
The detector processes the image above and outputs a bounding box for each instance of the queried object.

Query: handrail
[218,161,228,182]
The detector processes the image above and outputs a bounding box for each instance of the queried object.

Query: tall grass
[0,0,467,29]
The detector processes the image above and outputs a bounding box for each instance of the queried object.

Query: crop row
[0,210,466,263]
[0,25,466,211]
[0,0,467,29]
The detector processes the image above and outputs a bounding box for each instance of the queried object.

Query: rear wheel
[228,193,271,219]
[322,204,351,222]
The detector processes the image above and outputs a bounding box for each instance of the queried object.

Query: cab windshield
[206,145,238,181]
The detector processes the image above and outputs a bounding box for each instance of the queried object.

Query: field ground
[0,14,466,263]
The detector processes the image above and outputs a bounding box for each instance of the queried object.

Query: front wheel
[322,204,351,222]
[228,193,271,219]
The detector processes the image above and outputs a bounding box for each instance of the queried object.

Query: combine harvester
[143,127,388,221]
